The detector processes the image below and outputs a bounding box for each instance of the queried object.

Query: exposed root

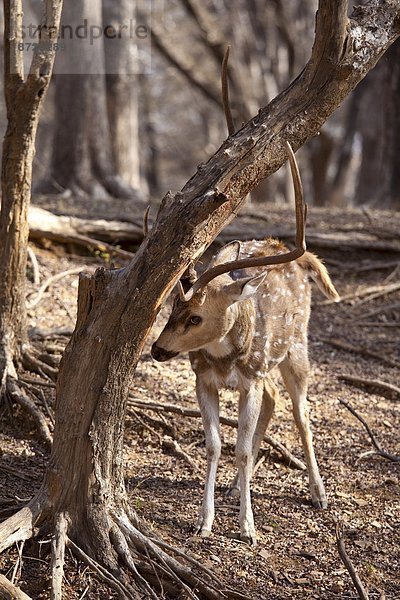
[109,525,159,600]
[114,511,230,600]
[6,377,52,449]
[22,350,58,381]
[67,538,139,600]
[50,513,68,600]
[0,501,42,553]
[0,573,32,600]
[0,498,246,599]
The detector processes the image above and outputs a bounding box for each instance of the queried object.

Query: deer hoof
[312,497,328,509]
[198,528,212,538]
[226,484,240,498]
[240,532,257,546]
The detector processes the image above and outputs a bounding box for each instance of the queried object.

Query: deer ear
[210,240,241,267]
[223,272,268,304]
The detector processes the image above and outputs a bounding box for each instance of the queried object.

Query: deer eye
[189,315,202,326]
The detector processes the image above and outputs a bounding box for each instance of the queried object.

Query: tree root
[50,513,68,600]
[0,498,250,599]
[22,350,58,382]
[0,501,42,553]
[6,377,52,449]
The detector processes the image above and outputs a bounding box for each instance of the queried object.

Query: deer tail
[297,252,340,301]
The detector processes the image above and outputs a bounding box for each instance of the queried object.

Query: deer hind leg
[228,376,277,497]
[279,351,327,509]
[236,381,264,545]
[195,376,221,537]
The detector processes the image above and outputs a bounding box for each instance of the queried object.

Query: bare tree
[0,1,63,432]
[37,0,143,200]
[354,37,400,208]
[0,1,399,598]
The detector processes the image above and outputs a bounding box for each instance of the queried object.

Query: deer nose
[151,343,163,361]
[151,343,179,362]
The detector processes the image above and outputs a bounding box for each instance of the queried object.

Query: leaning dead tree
[0,1,64,437]
[1,1,400,598]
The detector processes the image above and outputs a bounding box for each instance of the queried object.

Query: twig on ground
[325,259,400,273]
[355,302,400,321]
[27,246,40,285]
[161,437,199,472]
[339,399,400,462]
[11,540,25,586]
[320,281,400,306]
[339,374,400,400]
[128,396,306,471]
[347,321,400,328]
[321,337,400,369]
[27,267,84,309]
[335,521,369,600]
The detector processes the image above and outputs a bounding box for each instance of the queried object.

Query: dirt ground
[0,203,399,599]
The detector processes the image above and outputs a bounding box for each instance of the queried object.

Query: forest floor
[0,201,399,600]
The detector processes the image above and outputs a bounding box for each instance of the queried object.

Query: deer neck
[202,299,255,361]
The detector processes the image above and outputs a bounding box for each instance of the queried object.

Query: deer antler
[179,142,307,302]
[222,46,235,136]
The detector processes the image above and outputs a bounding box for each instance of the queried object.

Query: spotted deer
[151,143,339,545]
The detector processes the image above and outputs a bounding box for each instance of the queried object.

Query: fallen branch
[339,399,400,462]
[162,437,199,472]
[347,321,400,328]
[355,302,400,321]
[335,521,369,600]
[326,259,400,273]
[0,574,31,600]
[339,374,400,400]
[320,281,400,306]
[27,246,40,285]
[128,396,306,471]
[321,338,400,369]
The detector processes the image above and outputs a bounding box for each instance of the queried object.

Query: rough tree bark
[37,0,143,200]
[0,2,63,398]
[103,0,141,190]
[1,1,400,598]
[354,37,400,208]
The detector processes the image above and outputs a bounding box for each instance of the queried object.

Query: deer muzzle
[151,343,179,362]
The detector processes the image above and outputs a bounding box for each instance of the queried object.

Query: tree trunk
[0,0,63,393]
[1,1,400,597]
[38,0,143,201]
[103,0,141,190]
[354,38,400,208]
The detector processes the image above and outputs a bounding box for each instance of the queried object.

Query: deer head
[151,142,306,362]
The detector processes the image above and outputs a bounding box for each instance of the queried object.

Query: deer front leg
[236,381,263,545]
[279,354,327,509]
[195,375,220,537]
[228,377,278,497]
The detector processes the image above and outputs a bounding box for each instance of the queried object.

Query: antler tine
[222,46,235,136]
[143,205,150,237]
[180,142,307,302]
